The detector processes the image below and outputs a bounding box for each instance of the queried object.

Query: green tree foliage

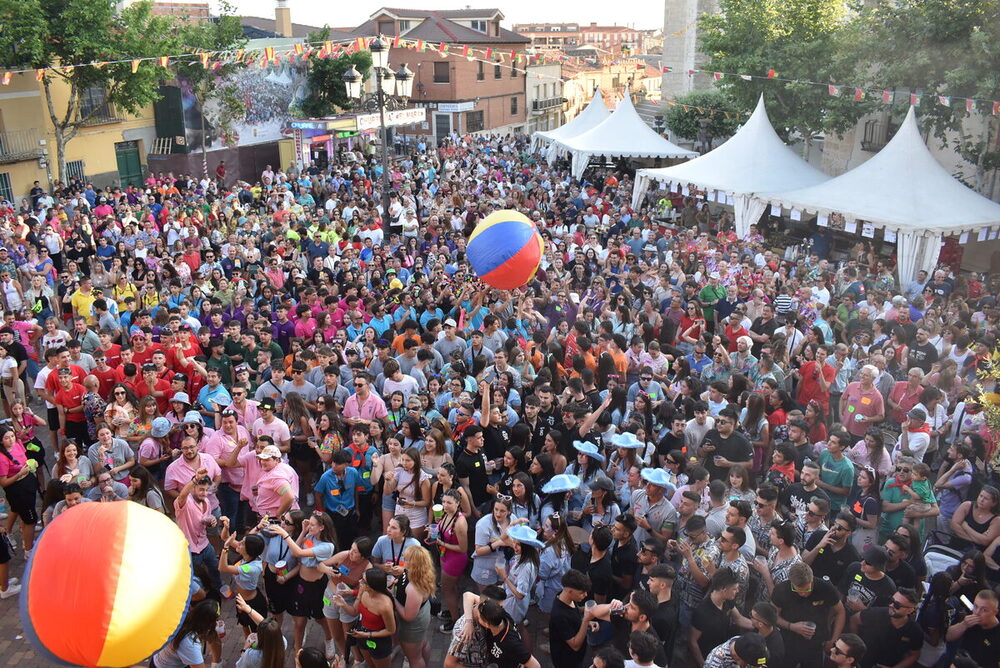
[664,89,742,140]
[848,0,1000,194]
[699,0,870,151]
[0,0,177,182]
[300,27,372,118]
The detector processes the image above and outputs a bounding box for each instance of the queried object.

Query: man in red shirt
[795,344,835,413]
[44,347,87,398]
[90,348,118,400]
[133,363,172,414]
[54,367,88,445]
[130,331,160,367]
[97,330,122,367]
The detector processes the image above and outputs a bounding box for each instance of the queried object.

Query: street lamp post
[342,37,414,235]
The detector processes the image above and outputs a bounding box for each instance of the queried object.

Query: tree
[699,0,871,157]
[0,0,177,184]
[170,1,247,176]
[299,27,372,118]
[664,89,742,141]
[848,0,1000,195]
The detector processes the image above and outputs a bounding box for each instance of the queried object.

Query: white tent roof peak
[755,105,1000,235]
[530,90,610,149]
[632,95,827,205]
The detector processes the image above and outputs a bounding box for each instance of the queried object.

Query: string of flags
[2,34,998,115]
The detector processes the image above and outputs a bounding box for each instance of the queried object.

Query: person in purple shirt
[272,304,296,353]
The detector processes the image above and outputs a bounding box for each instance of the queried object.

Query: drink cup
[336,582,351,594]
[585,600,596,611]
[428,523,440,541]
[713,456,723,466]
[431,504,444,522]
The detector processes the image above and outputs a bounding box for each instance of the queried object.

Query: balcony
[531,96,567,113]
[0,129,44,164]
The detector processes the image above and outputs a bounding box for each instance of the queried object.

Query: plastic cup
[336,582,351,594]
[431,504,444,522]
[585,600,597,611]
[713,456,723,465]
[428,523,440,541]
[802,621,817,635]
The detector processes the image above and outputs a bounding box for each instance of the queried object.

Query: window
[433,62,450,83]
[66,160,86,183]
[466,110,484,133]
[0,173,12,204]
[397,20,411,32]
[470,19,487,33]
[79,86,114,122]
[510,96,518,115]
[477,60,484,81]
[377,20,395,35]
[511,64,517,78]
[494,62,502,79]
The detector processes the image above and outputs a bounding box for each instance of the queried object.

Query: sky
[209,0,661,31]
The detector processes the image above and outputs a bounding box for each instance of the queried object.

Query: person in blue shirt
[149,599,219,668]
[686,342,712,375]
[218,531,267,633]
[314,450,362,549]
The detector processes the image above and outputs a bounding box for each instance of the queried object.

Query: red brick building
[350,8,530,140]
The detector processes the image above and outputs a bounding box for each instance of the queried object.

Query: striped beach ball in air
[21,501,192,667]
[467,210,545,289]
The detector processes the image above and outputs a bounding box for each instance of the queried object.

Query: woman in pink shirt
[0,426,38,555]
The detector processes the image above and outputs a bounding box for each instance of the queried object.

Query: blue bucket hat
[541,474,582,495]
[151,417,171,438]
[641,468,674,489]
[610,433,643,449]
[183,410,204,425]
[506,523,545,549]
[573,440,606,464]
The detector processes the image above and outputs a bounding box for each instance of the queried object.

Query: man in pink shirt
[250,398,291,453]
[173,468,222,591]
[164,436,222,516]
[201,409,251,528]
[227,383,260,430]
[223,435,299,521]
[342,374,387,434]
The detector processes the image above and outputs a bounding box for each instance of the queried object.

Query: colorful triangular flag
[1,72,11,86]
[739,74,751,81]
[354,37,367,51]
[200,52,210,68]
[392,35,401,48]
[938,95,950,106]
[828,84,840,96]
[158,56,169,68]
[909,92,920,106]
[35,68,45,81]
[853,87,864,102]
[131,59,141,73]
[662,65,671,73]
[438,42,449,56]
[966,98,974,113]
[713,72,723,81]
[767,69,776,79]
[293,43,304,55]
[882,89,893,104]
[485,47,494,60]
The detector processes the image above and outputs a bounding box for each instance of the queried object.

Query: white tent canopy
[632,96,830,238]
[530,89,610,152]
[549,93,696,179]
[754,107,1000,284]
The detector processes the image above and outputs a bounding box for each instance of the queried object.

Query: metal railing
[531,96,567,112]
[0,128,44,163]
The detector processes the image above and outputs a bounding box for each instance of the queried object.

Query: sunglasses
[496,493,512,502]
[889,599,913,610]
[895,467,911,473]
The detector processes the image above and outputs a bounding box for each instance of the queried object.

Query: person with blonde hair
[393,544,435,668]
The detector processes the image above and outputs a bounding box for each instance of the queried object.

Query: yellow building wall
[0,69,156,199]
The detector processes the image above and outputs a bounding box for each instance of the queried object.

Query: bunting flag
[200,52,210,68]
[938,95,950,106]
[391,35,401,48]
[661,65,671,73]
[212,61,223,71]
[354,37,367,51]
[438,42,449,55]
[35,68,45,81]
[264,46,275,62]
[293,43,304,55]
[767,69,777,78]
[853,87,864,102]
[461,44,470,58]
[994,101,1000,116]
[484,47,494,60]
[740,74,751,80]
[713,72,723,80]
[235,49,244,62]
[828,84,840,96]
[414,39,425,52]
[92,62,104,69]
[131,59,140,73]
[882,89,893,104]
[966,98,975,113]
[687,69,696,75]
[1,72,11,86]
[158,56,169,67]
[910,92,920,106]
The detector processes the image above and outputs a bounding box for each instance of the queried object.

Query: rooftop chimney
[275,0,293,38]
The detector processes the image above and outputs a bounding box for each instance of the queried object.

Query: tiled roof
[239,16,355,40]
[355,8,529,44]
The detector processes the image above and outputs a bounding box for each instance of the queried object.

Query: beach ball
[467,210,545,289]
[21,501,192,667]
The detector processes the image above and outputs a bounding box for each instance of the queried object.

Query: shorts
[263,568,294,615]
[5,475,38,525]
[289,574,328,619]
[46,407,59,431]
[289,441,321,470]
[236,590,268,630]
[322,588,359,623]
[349,622,392,659]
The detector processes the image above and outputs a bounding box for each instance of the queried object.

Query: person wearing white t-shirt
[894,407,932,463]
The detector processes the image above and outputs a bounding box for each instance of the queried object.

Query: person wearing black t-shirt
[849,589,923,668]
[582,525,615,603]
[549,569,592,668]
[779,462,830,522]
[478,598,540,668]
[646,563,679,661]
[455,425,490,509]
[690,568,739,666]
[802,512,861,582]
[590,590,669,668]
[480,383,511,466]
[946,589,1000,668]
[732,601,786,668]
[838,547,897,614]
[521,396,550,454]
[610,514,639,601]
[656,415,686,467]
[697,407,753,481]
[883,532,918,591]
[773,562,846,668]
[906,327,939,374]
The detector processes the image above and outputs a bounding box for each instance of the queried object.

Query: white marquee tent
[530,89,610,152]
[548,93,696,179]
[631,96,830,238]
[753,107,1000,284]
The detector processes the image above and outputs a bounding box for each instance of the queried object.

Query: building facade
[524,63,566,134]
[353,8,529,140]
[578,23,646,55]
[660,0,720,99]
[512,23,581,52]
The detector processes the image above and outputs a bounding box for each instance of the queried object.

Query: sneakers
[325,639,337,660]
[437,609,452,620]
[438,621,455,633]
[1,584,21,599]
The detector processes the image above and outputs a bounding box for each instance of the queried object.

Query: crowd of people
[0,129,999,668]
